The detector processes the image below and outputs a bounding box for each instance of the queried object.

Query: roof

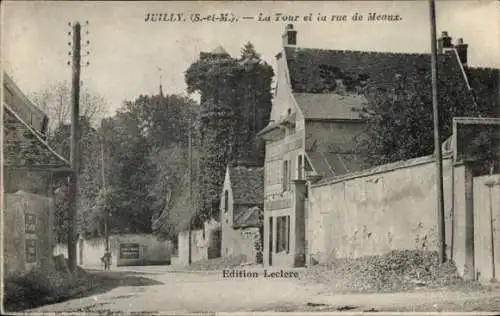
[284,47,477,120]
[3,73,48,134]
[211,45,229,55]
[306,151,365,178]
[200,45,231,59]
[465,67,500,117]
[3,104,70,169]
[285,47,456,92]
[234,206,262,229]
[293,93,366,120]
[229,166,264,205]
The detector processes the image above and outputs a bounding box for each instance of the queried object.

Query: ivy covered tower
[185,44,273,220]
[234,42,274,166]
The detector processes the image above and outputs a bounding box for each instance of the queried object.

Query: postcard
[2,1,500,314]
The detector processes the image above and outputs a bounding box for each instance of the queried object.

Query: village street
[26,266,500,313]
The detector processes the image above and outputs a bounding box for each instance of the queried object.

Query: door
[269,217,273,266]
[473,174,500,282]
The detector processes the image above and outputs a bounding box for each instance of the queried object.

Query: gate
[473,174,500,282]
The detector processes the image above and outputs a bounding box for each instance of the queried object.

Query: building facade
[258,24,491,268]
[220,165,264,263]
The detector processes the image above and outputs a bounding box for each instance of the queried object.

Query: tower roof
[211,45,229,55]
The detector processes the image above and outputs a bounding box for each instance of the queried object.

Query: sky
[2,1,499,117]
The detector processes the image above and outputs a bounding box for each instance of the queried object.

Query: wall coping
[312,153,453,188]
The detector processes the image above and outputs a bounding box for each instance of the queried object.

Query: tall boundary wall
[307,154,473,277]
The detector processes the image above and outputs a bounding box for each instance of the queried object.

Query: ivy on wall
[185,43,273,221]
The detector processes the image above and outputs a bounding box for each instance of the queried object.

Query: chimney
[455,37,469,66]
[282,24,297,46]
[437,31,453,53]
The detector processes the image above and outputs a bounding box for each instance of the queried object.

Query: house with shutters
[220,165,264,263]
[257,24,499,268]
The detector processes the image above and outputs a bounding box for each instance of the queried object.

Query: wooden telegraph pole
[188,114,193,265]
[429,0,446,263]
[68,21,82,273]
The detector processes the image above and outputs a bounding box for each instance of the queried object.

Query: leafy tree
[240,42,260,60]
[124,94,198,149]
[49,117,102,241]
[355,68,483,167]
[101,110,155,234]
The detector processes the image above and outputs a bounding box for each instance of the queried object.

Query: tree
[240,42,260,60]
[100,110,155,234]
[184,43,273,220]
[124,94,198,149]
[31,81,108,134]
[355,68,483,167]
[49,117,103,240]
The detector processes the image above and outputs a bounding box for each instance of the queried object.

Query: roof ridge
[287,46,432,57]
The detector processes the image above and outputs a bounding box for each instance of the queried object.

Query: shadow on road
[4,269,163,313]
[75,269,164,297]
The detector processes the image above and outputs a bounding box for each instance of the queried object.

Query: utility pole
[429,0,446,263]
[188,113,193,265]
[68,22,81,273]
[101,129,109,252]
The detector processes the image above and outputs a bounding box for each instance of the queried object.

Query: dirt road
[25,266,500,313]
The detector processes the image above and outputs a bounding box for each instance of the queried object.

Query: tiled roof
[3,73,48,134]
[229,166,264,205]
[306,151,365,178]
[234,206,262,229]
[293,93,366,120]
[3,104,70,169]
[285,47,462,93]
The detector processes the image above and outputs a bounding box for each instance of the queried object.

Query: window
[276,216,290,253]
[224,190,229,213]
[282,160,289,191]
[297,155,303,180]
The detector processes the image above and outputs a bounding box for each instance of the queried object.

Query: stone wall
[308,155,458,268]
[54,234,172,267]
[4,191,54,278]
[173,230,208,266]
[222,226,261,263]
